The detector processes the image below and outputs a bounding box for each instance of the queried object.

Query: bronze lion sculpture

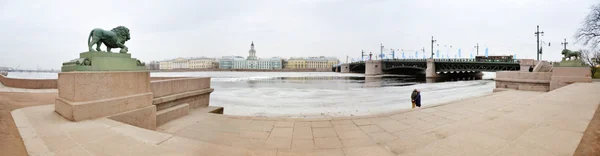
[88,26,131,53]
[561,49,581,60]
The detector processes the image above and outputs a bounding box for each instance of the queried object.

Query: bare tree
[580,49,599,75]
[575,4,600,50]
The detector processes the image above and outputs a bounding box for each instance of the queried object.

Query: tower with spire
[247,41,257,60]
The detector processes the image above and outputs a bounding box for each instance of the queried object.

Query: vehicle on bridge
[475,55,514,62]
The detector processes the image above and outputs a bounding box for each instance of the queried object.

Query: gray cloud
[0,0,597,69]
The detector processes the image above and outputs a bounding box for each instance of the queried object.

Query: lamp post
[361,49,368,61]
[560,38,568,50]
[431,36,436,59]
[534,25,544,60]
[474,43,479,56]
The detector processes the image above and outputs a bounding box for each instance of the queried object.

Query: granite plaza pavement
[11,82,600,156]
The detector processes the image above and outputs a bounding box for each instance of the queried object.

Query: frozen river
[7,71,496,118]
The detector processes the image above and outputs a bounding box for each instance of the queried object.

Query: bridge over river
[334,58,522,77]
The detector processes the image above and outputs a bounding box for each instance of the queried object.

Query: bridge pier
[340,64,350,73]
[365,60,383,76]
[425,59,439,78]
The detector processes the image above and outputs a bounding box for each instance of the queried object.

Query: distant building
[159,61,172,70]
[189,58,217,69]
[281,59,288,69]
[284,56,338,69]
[159,57,218,70]
[171,58,189,69]
[219,56,239,69]
[219,42,282,70]
[0,67,9,72]
[146,61,160,70]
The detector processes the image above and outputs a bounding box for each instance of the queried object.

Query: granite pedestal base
[54,71,154,124]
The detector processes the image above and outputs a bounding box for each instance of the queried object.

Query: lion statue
[561,49,581,60]
[88,26,131,53]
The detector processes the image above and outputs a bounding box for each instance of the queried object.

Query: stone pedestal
[550,67,592,91]
[365,60,383,76]
[54,71,154,126]
[61,51,146,72]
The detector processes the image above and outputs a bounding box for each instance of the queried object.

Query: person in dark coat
[415,90,422,107]
[529,65,534,72]
[411,89,417,108]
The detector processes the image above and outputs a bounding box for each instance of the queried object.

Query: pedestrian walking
[411,89,417,108]
[415,90,421,107]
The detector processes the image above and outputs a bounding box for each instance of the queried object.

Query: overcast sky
[0,0,597,70]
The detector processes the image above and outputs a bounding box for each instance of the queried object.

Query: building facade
[159,57,218,70]
[159,61,172,70]
[218,42,283,70]
[284,56,339,69]
[170,58,189,69]
[287,57,306,69]
[189,58,217,69]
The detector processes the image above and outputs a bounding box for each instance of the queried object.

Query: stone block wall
[495,71,552,92]
[0,74,57,89]
[151,77,211,99]
[496,66,593,92]
[150,77,215,126]
[550,67,592,91]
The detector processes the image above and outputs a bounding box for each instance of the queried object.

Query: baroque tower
[248,41,257,60]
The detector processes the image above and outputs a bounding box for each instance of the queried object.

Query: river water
[7,71,496,118]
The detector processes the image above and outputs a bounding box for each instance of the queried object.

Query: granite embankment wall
[0,73,57,89]
[495,71,552,92]
[150,77,216,126]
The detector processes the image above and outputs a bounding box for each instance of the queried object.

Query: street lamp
[534,25,544,60]
[474,43,479,56]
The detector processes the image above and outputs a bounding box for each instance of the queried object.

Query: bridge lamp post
[431,36,437,59]
[560,38,568,50]
[361,49,368,61]
[534,25,544,61]
[448,45,452,59]
[474,43,479,56]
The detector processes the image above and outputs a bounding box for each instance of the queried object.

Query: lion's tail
[88,30,93,48]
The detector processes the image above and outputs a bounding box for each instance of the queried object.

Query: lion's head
[561,49,570,55]
[111,26,131,42]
